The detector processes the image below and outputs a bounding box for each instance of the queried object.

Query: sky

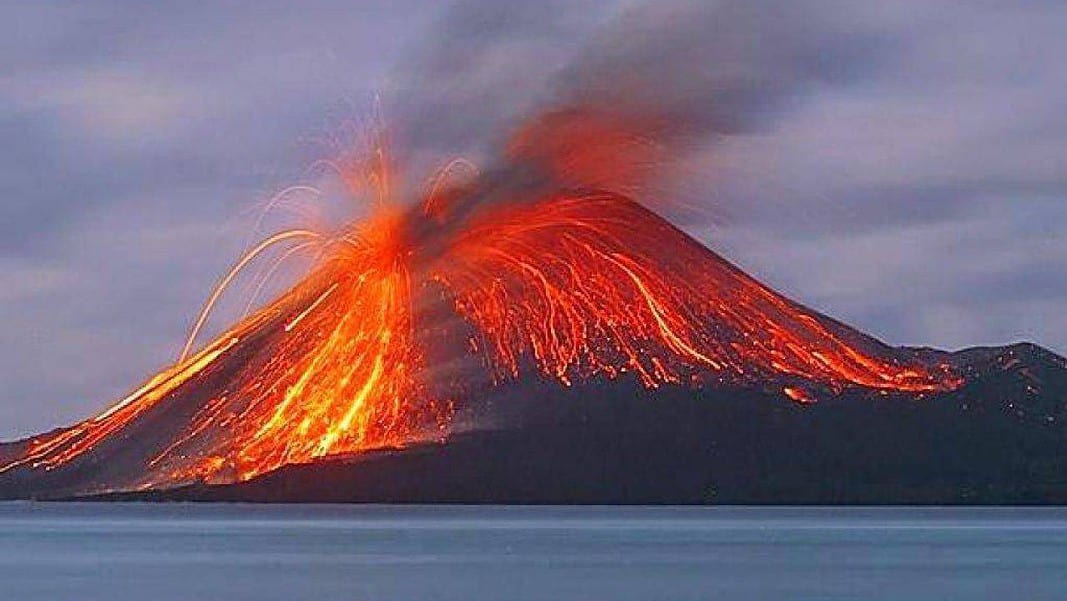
[1,0,1065,437]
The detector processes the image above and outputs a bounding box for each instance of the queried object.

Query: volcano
[1,188,1064,503]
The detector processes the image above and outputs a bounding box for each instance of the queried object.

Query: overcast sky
[2,1,1064,437]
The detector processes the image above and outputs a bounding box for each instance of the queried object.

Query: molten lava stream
[0,189,956,492]
[152,211,451,484]
[434,192,953,393]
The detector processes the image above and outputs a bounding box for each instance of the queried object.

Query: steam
[389,0,885,213]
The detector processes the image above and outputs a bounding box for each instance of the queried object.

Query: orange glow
[783,386,816,404]
[0,123,961,492]
[435,194,953,392]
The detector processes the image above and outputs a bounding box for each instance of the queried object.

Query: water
[1,504,1065,600]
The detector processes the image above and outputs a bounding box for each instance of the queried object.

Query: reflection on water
[1,504,1065,601]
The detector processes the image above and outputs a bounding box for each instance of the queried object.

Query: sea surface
[1,504,1065,600]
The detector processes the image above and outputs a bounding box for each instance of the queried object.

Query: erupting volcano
[0,112,1062,504]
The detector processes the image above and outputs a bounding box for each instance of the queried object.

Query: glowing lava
[0,138,960,494]
[436,193,950,392]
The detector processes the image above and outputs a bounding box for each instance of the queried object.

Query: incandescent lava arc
[0,188,959,495]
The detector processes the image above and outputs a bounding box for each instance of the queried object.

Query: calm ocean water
[1,504,1065,601]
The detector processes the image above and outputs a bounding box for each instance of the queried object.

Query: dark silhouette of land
[70,343,1067,505]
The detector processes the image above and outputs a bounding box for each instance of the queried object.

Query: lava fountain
[0,116,960,495]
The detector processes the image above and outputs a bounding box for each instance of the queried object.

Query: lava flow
[0,121,960,495]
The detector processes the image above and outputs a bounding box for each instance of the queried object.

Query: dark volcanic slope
[96,343,1067,505]
[1,192,1062,504]
[0,195,960,499]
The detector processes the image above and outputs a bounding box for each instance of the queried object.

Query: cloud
[387,0,611,165]
[13,69,197,144]
[387,0,898,229]
[683,1,1067,358]
[549,0,886,135]
[390,0,891,164]
[712,196,1067,351]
